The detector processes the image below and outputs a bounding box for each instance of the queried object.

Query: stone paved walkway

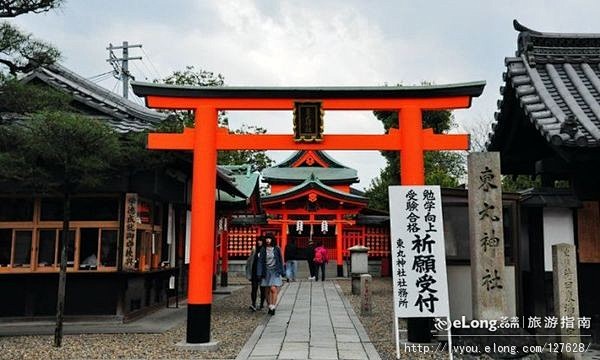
[236,281,381,360]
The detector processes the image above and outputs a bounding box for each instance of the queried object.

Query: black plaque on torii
[293,101,323,142]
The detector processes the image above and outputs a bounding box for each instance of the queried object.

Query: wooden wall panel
[578,201,600,263]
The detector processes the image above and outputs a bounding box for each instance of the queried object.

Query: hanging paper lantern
[296,220,304,234]
[321,220,328,234]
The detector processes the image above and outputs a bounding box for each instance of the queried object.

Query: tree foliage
[155,66,274,171]
[0,22,60,75]
[501,175,541,193]
[364,108,466,211]
[0,0,62,17]
[0,0,62,75]
[0,111,120,192]
[0,77,71,112]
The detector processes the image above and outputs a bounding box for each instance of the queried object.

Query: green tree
[365,109,465,211]
[155,66,274,171]
[0,112,120,347]
[0,0,62,17]
[0,0,62,76]
[0,78,71,112]
[502,175,541,192]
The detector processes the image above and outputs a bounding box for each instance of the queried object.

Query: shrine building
[489,20,600,341]
[0,64,255,319]
[226,150,391,278]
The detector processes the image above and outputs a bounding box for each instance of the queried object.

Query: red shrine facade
[227,150,391,277]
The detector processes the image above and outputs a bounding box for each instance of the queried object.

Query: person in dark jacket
[306,240,316,280]
[245,237,266,311]
[284,238,298,282]
[256,233,284,315]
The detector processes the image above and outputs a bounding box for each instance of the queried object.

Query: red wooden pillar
[336,214,343,277]
[280,214,288,263]
[399,107,424,185]
[187,106,217,344]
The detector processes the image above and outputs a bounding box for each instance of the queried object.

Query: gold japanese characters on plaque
[293,101,323,142]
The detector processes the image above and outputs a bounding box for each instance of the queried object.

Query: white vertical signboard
[389,186,451,359]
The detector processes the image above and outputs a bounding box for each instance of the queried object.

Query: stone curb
[334,282,382,360]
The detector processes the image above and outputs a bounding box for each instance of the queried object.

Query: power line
[128,83,144,105]
[140,47,162,80]
[89,72,115,84]
[131,60,149,81]
[87,70,114,81]
[140,59,158,81]
[110,78,120,95]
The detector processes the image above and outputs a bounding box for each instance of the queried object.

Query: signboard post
[389,185,452,360]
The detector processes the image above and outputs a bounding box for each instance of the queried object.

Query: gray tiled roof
[21,64,168,133]
[275,150,349,168]
[263,150,359,184]
[262,167,359,184]
[262,174,367,204]
[490,20,600,148]
[216,165,260,204]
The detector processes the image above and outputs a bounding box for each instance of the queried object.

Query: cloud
[11,0,600,190]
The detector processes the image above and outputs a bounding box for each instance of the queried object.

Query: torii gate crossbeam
[132,82,485,345]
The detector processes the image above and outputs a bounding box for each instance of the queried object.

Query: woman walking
[245,237,266,311]
[313,241,328,281]
[257,233,284,315]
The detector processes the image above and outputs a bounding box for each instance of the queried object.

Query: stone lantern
[349,245,369,295]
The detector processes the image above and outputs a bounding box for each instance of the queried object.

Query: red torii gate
[131,82,485,344]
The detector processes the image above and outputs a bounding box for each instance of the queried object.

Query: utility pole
[107,41,142,99]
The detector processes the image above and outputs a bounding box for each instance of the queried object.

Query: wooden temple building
[0,64,255,319]
[489,20,600,341]
[225,150,391,278]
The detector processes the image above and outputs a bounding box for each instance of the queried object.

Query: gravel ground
[336,278,548,360]
[337,277,450,360]
[0,283,264,360]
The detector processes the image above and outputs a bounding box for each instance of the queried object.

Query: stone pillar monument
[468,152,507,320]
[552,243,581,360]
[360,274,373,316]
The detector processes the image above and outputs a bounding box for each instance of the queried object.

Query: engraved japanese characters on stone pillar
[360,274,373,316]
[468,152,507,320]
[552,243,581,360]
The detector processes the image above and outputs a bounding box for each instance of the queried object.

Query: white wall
[543,208,575,271]
[447,265,516,320]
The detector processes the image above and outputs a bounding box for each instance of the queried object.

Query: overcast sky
[9,0,600,189]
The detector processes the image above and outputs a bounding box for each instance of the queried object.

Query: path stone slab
[238,281,383,360]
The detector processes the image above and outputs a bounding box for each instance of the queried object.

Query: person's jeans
[285,260,297,280]
[315,263,326,281]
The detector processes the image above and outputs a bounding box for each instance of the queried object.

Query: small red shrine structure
[227,150,390,277]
